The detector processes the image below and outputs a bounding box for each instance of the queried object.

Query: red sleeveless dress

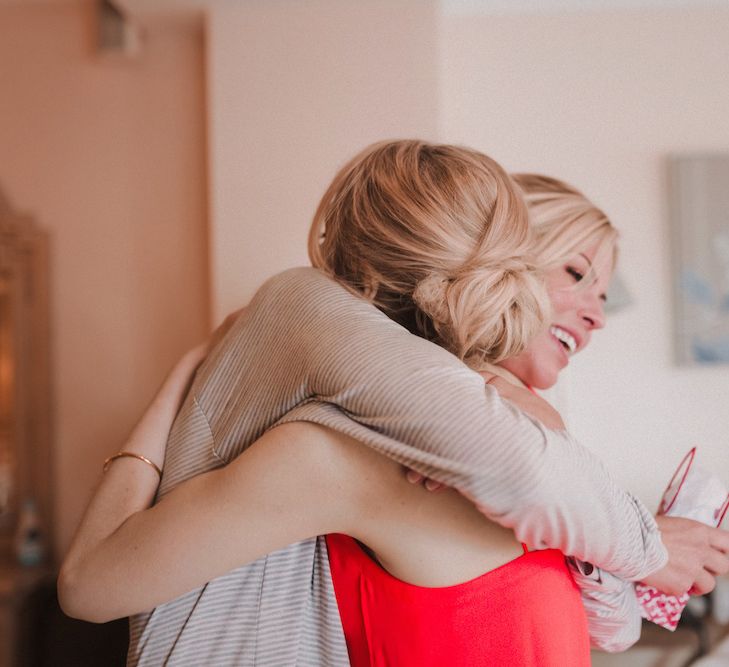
[326,533,590,666]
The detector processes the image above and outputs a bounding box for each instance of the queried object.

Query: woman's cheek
[548,288,578,317]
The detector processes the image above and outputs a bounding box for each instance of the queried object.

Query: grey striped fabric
[568,561,642,652]
[128,267,665,666]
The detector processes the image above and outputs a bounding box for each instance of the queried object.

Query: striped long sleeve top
[128,267,664,666]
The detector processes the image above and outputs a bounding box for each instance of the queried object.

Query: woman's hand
[641,515,729,596]
[404,469,446,492]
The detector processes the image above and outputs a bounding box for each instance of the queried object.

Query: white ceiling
[1,0,726,18]
[443,0,728,15]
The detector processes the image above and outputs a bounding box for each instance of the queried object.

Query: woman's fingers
[182,342,210,368]
[690,569,717,596]
[404,468,445,492]
[703,543,729,576]
[691,537,729,593]
[709,525,729,554]
[646,516,729,596]
[405,469,424,484]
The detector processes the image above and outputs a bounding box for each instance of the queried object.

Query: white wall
[440,5,729,505]
[205,0,440,320]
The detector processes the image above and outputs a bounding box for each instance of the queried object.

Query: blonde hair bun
[310,140,551,365]
[413,260,548,365]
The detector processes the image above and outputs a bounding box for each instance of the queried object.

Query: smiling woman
[499,174,618,389]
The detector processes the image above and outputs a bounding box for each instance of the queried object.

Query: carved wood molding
[0,188,53,564]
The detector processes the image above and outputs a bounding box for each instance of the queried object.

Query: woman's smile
[549,325,578,355]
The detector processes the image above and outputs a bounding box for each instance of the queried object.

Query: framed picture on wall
[669,154,729,365]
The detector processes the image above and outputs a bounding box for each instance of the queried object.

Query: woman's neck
[479,362,528,389]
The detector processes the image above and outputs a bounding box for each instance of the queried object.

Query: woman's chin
[527,370,559,391]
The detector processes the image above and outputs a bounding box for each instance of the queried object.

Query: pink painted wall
[0,1,209,555]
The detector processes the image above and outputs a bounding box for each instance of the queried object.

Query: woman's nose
[580,292,606,330]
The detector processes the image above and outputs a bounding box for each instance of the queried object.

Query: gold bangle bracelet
[103,452,162,480]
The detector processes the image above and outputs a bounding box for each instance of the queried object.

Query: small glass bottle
[14,498,45,566]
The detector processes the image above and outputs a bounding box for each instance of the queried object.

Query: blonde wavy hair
[308,140,550,366]
[513,174,618,284]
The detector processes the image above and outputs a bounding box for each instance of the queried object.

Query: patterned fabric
[128,267,666,666]
[568,560,642,651]
[636,585,689,631]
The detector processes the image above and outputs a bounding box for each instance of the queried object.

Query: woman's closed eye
[566,266,584,282]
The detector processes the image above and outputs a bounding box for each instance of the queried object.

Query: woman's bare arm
[59,422,361,622]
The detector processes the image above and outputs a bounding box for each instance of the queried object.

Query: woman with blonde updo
[59,141,708,667]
